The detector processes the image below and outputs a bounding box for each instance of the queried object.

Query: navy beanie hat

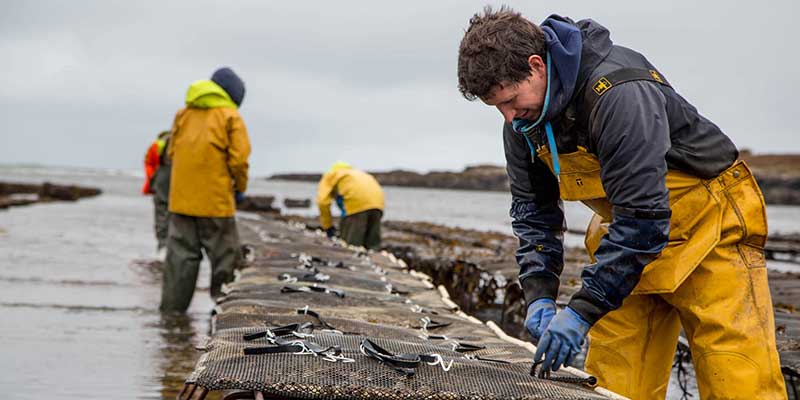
[211,67,246,106]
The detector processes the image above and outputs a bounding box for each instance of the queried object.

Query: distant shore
[269,152,800,205]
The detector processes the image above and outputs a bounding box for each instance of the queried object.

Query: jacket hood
[540,15,583,122]
[515,16,613,128]
[329,161,352,173]
[544,16,614,121]
[185,80,238,109]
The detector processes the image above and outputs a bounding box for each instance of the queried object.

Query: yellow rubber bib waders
[537,146,786,400]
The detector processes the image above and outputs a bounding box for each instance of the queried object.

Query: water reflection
[130,259,165,286]
[155,313,203,399]
[0,175,217,399]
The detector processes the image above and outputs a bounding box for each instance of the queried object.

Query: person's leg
[153,195,169,249]
[160,213,202,313]
[198,216,240,299]
[665,246,786,399]
[585,294,681,399]
[363,209,382,250]
[666,243,786,399]
[339,211,368,247]
[152,196,163,248]
[663,169,786,399]
[152,168,171,249]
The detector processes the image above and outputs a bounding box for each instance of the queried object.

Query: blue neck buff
[511,52,560,181]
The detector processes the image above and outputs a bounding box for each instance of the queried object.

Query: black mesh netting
[181,218,615,399]
[189,327,608,400]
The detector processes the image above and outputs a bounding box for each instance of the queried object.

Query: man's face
[480,55,547,124]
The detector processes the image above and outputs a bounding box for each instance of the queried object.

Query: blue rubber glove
[234,191,246,204]
[533,307,591,372]
[525,298,557,340]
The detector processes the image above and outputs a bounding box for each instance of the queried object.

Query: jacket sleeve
[316,171,339,230]
[227,111,251,193]
[567,80,672,325]
[166,108,185,167]
[504,123,566,306]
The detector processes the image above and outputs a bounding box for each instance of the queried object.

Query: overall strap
[583,68,671,115]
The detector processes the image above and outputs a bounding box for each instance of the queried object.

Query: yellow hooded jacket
[317,164,385,229]
[167,80,251,217]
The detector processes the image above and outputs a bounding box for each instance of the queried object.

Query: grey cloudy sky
[1,0,797,176]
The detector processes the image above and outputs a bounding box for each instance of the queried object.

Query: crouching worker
[160,67,251,313]
[317,161,384,250]
[457,7,785,399]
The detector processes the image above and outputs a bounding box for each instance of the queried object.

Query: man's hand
[325,227,337,238]
[533,307,591,372]
[234,191,246,204]
[525,298,557,340]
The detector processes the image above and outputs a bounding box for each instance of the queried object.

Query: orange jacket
[141,136,168,194]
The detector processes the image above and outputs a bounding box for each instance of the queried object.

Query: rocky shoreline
[269,153,800,205]
[0,181,101,209]
[270,164,508,192]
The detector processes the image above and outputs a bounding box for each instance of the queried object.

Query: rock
[0,181,101,209]
[283,198,311,208]
[40,182,101,201]
[236,195,279,213]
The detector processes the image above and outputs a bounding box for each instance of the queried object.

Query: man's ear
[527,55,545,77]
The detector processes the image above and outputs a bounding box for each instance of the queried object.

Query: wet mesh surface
[184,217,613,399]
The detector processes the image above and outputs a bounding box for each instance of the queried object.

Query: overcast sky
[1,0,797,176]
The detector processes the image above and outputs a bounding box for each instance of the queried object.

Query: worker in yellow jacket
[160,67,251,313]
[317,162,385,250]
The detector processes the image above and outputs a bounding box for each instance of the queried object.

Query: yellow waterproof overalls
[537,145,786,399]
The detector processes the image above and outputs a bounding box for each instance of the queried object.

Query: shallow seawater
[0,165,796,399]
[0,168,216,399]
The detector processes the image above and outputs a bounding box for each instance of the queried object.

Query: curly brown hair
[457,6,546,101]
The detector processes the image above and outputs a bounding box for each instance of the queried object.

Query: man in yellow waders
[457,7,785,399]
[317,162,385,250]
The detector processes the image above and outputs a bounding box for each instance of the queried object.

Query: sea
[1,164,798,399]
